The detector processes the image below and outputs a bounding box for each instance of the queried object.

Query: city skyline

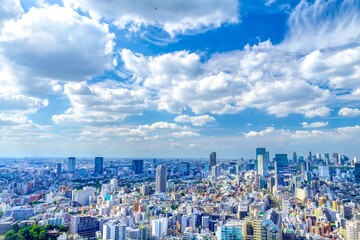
[1,0,360,157]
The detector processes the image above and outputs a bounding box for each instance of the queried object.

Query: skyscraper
[68,157,76,172]
[293,152,297,165]
[274,154,288,174]
[132,160,144,174]
[57,163,62,174]
[355,163,360,184]
[210,152,216,168]
[94,157,104,175]
[103,220,127,240]
[256,148,267,177]
[155,165,167,193]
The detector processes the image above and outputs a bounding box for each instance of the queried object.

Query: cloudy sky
[0,0,360,158]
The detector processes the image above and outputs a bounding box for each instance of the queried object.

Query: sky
[0,0,360,158]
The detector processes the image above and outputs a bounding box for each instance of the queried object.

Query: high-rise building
[346,220,360,240]
[139,225,151,240]
[178,162,190,175]
[308,151,312,161]
[210,152,217,168]
[324,153,330,165]
[332,153,339,164]
[211,165,221,178]
[151,218,168,238]
[253,209,282,240]
[300,160,306,177]
[68,157,76,172]
[57,163,62,174]
[318,165,330,180]
[103,220,126,240]
[71,216,99,239]
[274,154,288,174]
[94,157,104,175]
[293,152,297,165]
[217,220,244,240]
[155,165,167,193]
[132,160,144,174]
[355,163,360,184]
[255,148,265,172]
[256,148,268,177]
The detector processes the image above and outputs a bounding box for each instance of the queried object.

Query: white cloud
[174,115,216,126]
[282,0,360,52]
[0,113,32,125]
[338,107,360,117]
[303,107,331,118]
[52,81,146,124]
[172,131,200,138]
[301,46,360,89]
[0,4,115,82]
[0,0,23,27]
[302,121,329,128]
[121,41,331,117]
[245,127,276,137]
[64,0,239,36]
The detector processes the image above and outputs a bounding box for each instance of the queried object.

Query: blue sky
[0,0,360,158]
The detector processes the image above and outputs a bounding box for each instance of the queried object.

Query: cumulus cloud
[174,115,216,126]
[121,41,331,117]
[338,107,360,117]
[0,113,32,126]
[64,0,239,36]
[301,46,360,89]
[282,0,360,52]
[302,121,329,128]
[172,131,200,138]
[0,0,23,27]
[245,127,276,137]
[0,4,115,82]
[52,81,146,124]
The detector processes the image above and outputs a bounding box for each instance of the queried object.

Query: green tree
[18,226,31,239]
[4,230,16,240]
[12,223,20,232]
[39,230,47,240]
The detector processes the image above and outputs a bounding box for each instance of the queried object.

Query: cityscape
[0,150,359,239]
[1,0,360,239]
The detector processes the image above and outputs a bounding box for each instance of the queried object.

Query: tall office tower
[300,160,306,177]
[355,163,360,184]
[71,216,99,239]
[324,153,330,165]
[211,165,221,178]
[274,154,288,174]
[346,220,360,240]
[253,209,282,240]
[293,152,297,165]
[332,153,339,164]
[274,161,278,191]
[308,151,312,161]
[151,218,168,238]
[178,162,190,175]
[94,157,104,175]
[217,220,244,240]
[68,157,76,172]
[318,166,330,180]
[132,160,144,174]
[210,152,217,168]
[257,154,268,177]
[305,159,311,172]
[103,220,127,240]
[256,148,267,176]
[155,165,167,193]
[57,163,62,174]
